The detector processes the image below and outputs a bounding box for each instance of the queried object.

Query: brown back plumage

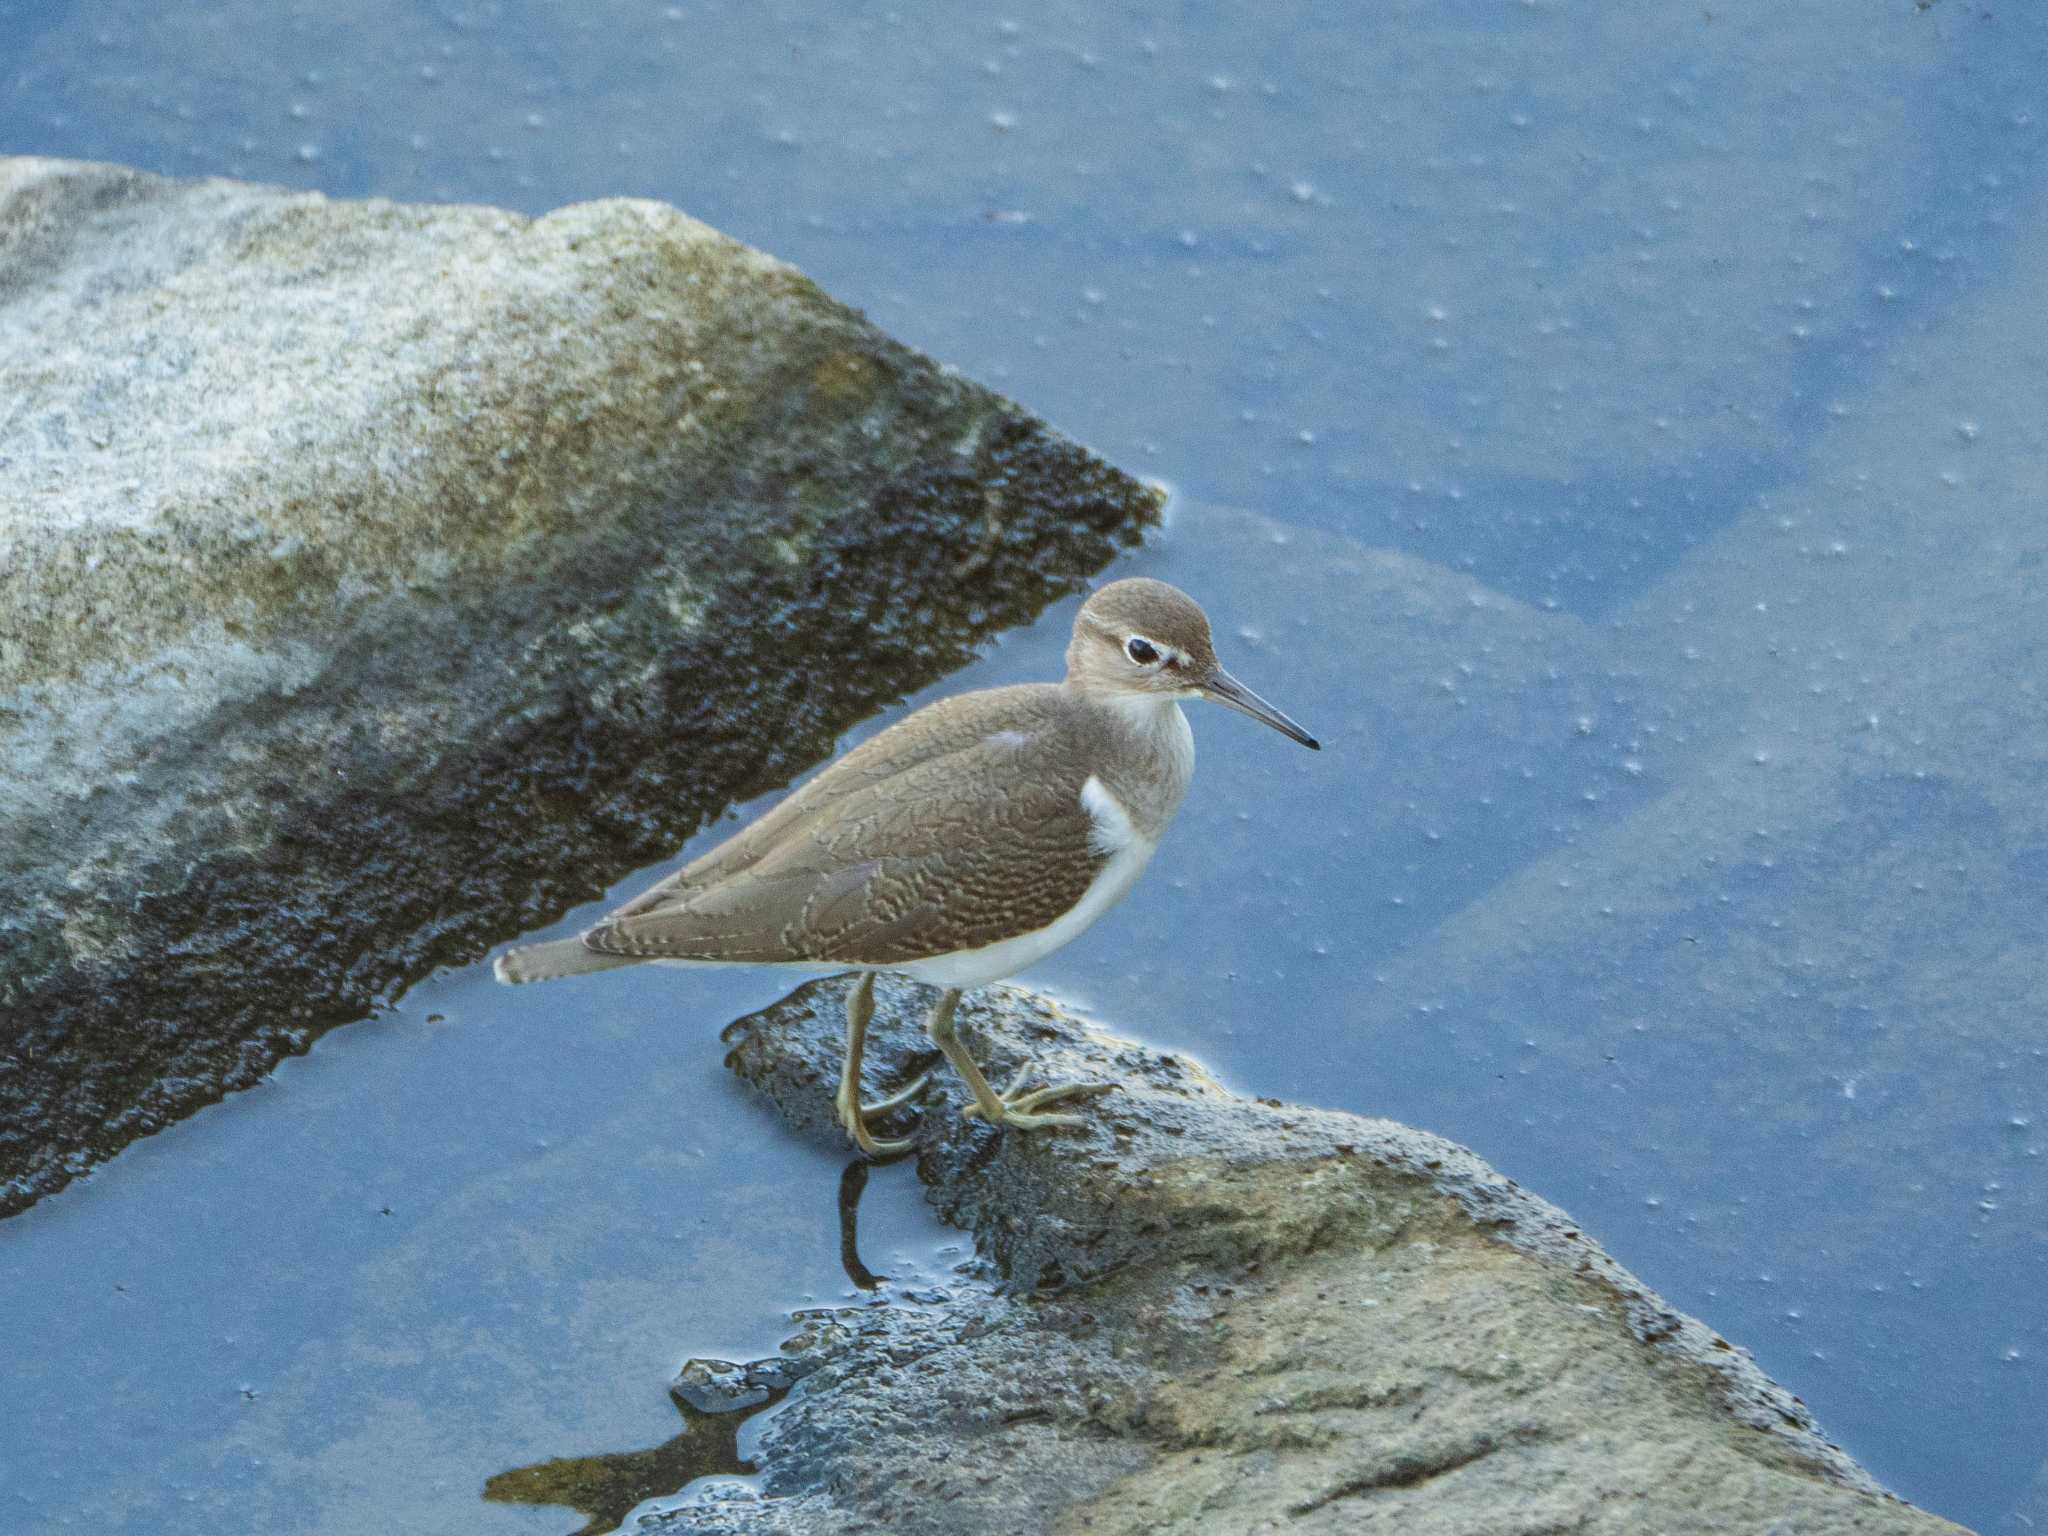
[579,685,1106,966]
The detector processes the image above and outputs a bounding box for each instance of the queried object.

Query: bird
[494,577,1318,1156]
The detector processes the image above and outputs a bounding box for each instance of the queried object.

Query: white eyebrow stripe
[1126,633,1182,666]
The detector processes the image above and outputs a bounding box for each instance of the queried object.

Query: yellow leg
[832,972,929,1158]
[925,989,1115,1132]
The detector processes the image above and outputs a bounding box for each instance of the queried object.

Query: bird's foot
[959,1067,1117,1132]
[834,1068,931,1159]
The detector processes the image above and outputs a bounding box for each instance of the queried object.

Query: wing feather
[609,683,1069,921]
[584,720,1102,966]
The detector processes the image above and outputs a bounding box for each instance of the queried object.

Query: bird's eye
[1125,636,1160,665]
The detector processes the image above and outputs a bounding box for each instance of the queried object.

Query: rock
[672,1359,775,1417]
[0,157,1161,1217]
[689,975,1974,1535]
[671,1353,819,1418]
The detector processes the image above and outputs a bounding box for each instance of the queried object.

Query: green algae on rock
[0,156,1161,1217]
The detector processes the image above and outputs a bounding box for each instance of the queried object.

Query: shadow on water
[483,1386,785,1536]
[483,1154,902,1533]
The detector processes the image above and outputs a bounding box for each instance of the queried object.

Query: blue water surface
[4,4,2044,1532]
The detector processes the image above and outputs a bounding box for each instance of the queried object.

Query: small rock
[672,1358,771,1416]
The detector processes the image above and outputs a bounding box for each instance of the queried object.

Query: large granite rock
[640,976,1971,1534]
[0,157,1161,1216]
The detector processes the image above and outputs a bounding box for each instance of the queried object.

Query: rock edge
[672,975,1972,1535]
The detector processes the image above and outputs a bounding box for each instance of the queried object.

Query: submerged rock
[696,975,1973,1534]
[0,157,1160,1217]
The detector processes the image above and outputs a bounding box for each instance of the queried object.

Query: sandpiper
[495,577,1317,1155]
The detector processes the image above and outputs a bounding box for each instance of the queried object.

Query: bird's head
[1066,577,1318,749]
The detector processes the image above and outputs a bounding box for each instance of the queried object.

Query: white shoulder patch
[1080,774,1139,857]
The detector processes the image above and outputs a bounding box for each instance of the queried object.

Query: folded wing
[583,719,1102,966]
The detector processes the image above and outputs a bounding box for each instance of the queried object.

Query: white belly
[894,774,1156,989]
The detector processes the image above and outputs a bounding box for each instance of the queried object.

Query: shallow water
[5,3,2046,1531]
[0,922,965,1533]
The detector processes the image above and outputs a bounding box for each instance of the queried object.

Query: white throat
[1092,691,1195,843]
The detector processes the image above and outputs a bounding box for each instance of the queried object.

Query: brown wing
[583,720,1103,965]
[607,684,1068,922]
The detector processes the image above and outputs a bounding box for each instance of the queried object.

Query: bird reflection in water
[482,1157,890,1532]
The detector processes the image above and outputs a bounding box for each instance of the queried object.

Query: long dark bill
[1202,667,1320,750]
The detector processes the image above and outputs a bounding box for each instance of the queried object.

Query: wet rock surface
[0,157,1160,1217]
[685,976,1973,1535]
[672,1356,812,1417]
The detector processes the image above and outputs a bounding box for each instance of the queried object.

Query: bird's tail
[493,936,641,985]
